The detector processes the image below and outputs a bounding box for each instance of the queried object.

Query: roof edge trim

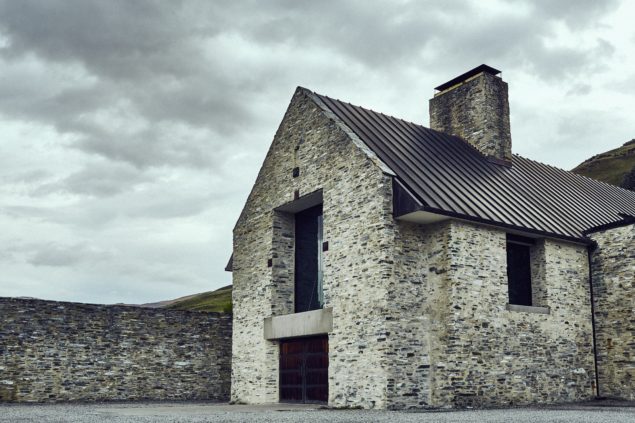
[301,87,396,177]
[393,178,423,217]
[225,253,233,272]
[420,206,594,245]
[583,214,635,235]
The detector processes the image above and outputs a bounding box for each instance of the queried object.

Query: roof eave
[426,206,594,245]
[583,214,635,235]
[392,175,591,244]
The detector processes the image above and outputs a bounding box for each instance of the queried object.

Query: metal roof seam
[308,89,635,241]
[320,96,460,212]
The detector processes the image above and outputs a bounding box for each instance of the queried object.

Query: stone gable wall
[590,223,635,400]
[0,298,232,403]
[231,88,396,408]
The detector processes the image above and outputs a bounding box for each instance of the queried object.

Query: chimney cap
[434,64,501,92]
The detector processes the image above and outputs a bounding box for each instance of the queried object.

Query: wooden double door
[279,336,328,403]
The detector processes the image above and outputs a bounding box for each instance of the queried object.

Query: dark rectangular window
[294,204,324,313]
[506,237,533,306]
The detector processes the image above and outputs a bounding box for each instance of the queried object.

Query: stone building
[227,65,635,408]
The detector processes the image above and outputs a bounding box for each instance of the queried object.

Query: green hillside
[572,139,635,188]
[166,284,232,313]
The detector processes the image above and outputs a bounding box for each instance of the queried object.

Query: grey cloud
[1,169,51,184]
[612,72,635,94]
[421,12,616,82]
[63,164,148,197]
[33,162,151,197]
[566,83,592,96]
[72,125,217,170]
[212,0,618,80]
[28,243,84,267]
[556,109,625,150]
[0,0,192,78]
[0,0,620,174]
[214,0,455,68]
[1,204,118,231]
[531,0,620,29]
[4,170,225,231]
[0,0,632,305]
[0,0,621,85]
[1,205,66,222]
[0,240,113,267]
[0,0,264,170]
[125,77,257,136]
[0,245,18,263]
[122,192,215,220]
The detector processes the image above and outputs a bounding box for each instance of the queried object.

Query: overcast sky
[1,0,634,304]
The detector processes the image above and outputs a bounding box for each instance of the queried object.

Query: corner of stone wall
[385,219,453,409]
[590,223,635,400]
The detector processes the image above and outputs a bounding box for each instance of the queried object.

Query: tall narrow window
[294,205,324,312]
[506,235,533,306]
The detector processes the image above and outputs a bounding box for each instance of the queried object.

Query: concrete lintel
[264,308,333,340]
[506,303,550,315]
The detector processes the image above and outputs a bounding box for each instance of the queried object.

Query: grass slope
[166,284,232,313]
[571,139,635,187]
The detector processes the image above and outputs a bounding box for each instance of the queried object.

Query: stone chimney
[429,65,512,165]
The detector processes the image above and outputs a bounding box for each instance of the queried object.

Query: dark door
[279,336,328,403]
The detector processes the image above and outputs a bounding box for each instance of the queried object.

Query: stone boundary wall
[0,297,232,403]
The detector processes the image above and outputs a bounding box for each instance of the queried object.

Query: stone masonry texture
[0,298,232,403]
[232,88,396,408]
[231,87,598,409]
[590,223,635,400]
[390,220,595,408]
[426,222,595,407]
[429,71,512,163]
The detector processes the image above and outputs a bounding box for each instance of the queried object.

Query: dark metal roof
[308,89,635,242]
[435,64,501,91]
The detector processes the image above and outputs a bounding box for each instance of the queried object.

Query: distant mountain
[155,284,232,313]
[138,291,204,309]
[572,139,635,189]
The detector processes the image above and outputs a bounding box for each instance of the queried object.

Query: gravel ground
[1,401,634,423]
